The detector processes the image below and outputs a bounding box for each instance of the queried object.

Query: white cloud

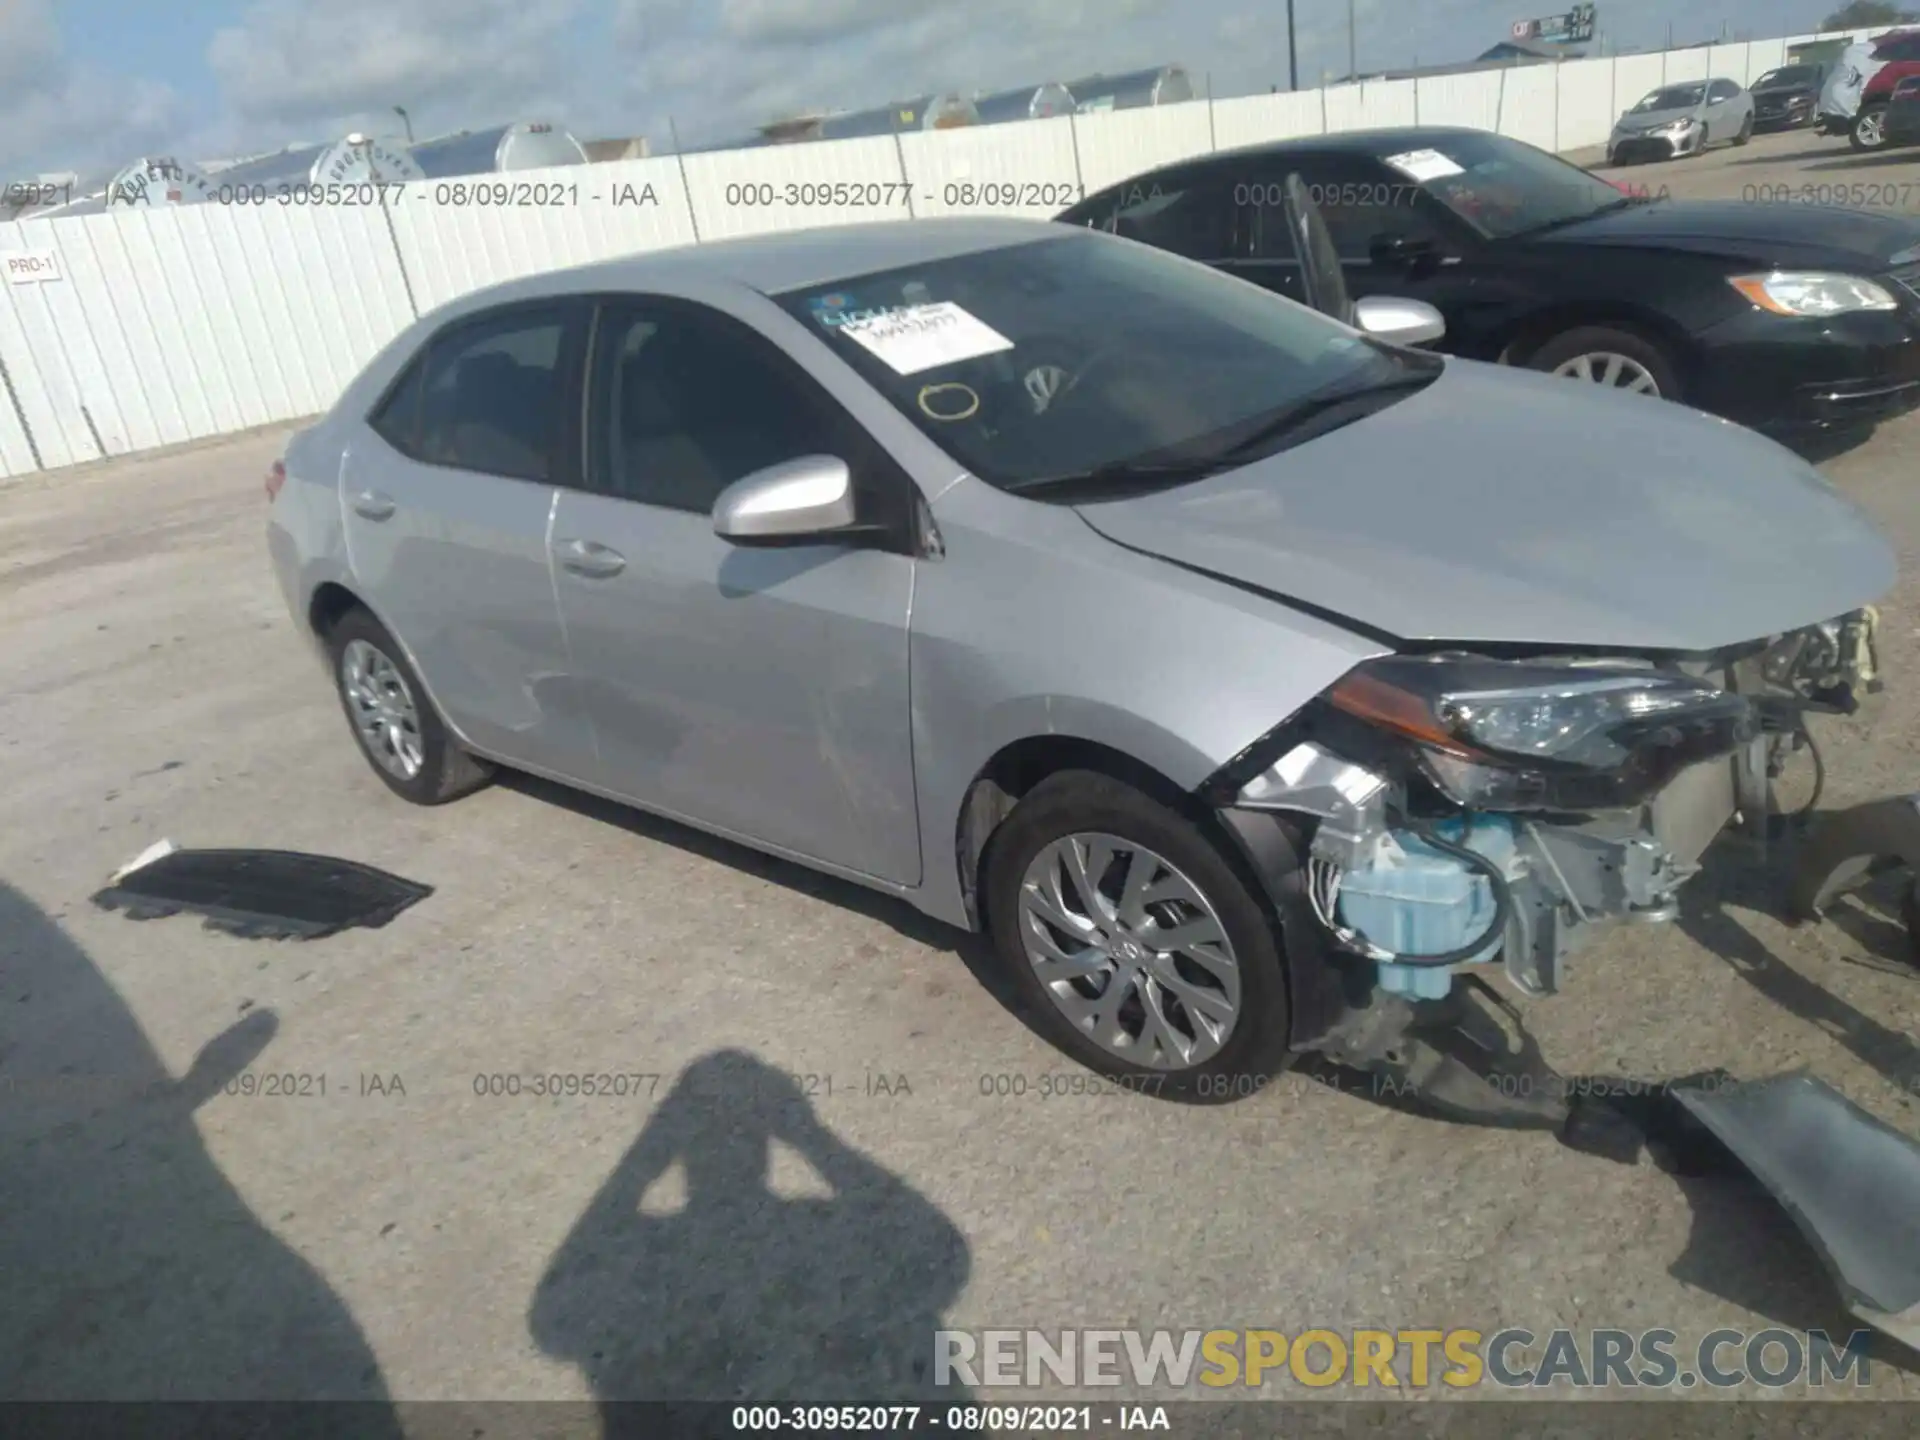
[206,0,584,142]
[2,0,1841,175]
[0,0,186,179]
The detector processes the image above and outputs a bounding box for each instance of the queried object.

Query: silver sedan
[1608,77,1755,162]
[265,215,1890,1102]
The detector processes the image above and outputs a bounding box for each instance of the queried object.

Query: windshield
[1375,131,1628,241]
[774,232,1429,492]
[1631,84,1707,113]
[1754,66,1817,88]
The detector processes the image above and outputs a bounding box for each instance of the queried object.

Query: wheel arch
[301,577,483,758]
[307,578,365,640]
[951,732,1347,1055]
[1495,303,1703,398]
[952,736,1209,936]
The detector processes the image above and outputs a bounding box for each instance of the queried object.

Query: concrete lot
[4,128,1920,1416]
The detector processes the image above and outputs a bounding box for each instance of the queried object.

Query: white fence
[0,30,1854,479]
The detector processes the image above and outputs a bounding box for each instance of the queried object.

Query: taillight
[265,459,286,502]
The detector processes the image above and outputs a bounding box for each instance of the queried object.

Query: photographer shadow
[529,1049,977,1436]
[0,878,401,1430]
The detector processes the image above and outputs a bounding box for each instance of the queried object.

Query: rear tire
[1733,113,1754,146]
[325,606,494,806]
[1526,325,1681,402]
[982,770,1294,1104]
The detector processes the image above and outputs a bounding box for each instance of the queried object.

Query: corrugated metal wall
[0,30,1852,481]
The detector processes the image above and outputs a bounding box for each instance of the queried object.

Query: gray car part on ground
[1675,1073,1920,1351]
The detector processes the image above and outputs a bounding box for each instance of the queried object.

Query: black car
[1054,127,1920,439]
[1749,62,1826,130]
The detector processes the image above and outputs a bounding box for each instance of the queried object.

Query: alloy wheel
[1016,832,1242,1070]
[341,639,425,780]
[1858,111,1886,147]
[1551,351,1661,395]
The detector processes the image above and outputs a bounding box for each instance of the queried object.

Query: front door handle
[555,538,627,578]
[352,489,396,521]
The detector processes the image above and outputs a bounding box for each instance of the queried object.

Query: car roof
[1079,125,1526,190]
[433,215,1068,317]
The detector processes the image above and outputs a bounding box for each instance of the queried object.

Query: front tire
[1526,325,1681,401]
[1851,106,1888,151]
[982,771,1293,1104]
[326,606,494,805]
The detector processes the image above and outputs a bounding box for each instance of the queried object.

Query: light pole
[1287,0,1299,89]
[393,106,414,143]
[1347,0,1357,81]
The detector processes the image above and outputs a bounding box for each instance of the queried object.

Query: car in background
[1053,127,1920,440]
[1819,26,1920,149]
[1607,78,1753,163]
[1749,62,1827,131]
[1887,73,1920,148]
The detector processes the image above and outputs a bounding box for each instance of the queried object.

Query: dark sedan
[1055,127,1920,439]
[1750,63,1826,131]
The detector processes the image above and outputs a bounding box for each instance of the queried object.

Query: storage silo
[408,122,589,178]
[310,134,426,185]
[103,156,218,208]
[190,142,330,195]
[1066,65,1195,112]
[815,93,981,139]
[973,82,1077,125]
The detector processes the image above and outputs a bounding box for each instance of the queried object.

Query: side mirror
[1353,295,1446,347]
[713,454,863,547]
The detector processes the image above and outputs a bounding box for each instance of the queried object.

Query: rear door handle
[555,538,627,578]
[352,489,396,521]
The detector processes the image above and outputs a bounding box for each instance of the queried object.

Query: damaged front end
[1208,607,1886,1129]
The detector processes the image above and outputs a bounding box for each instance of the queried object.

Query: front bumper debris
[1788,792,1920,962]
[1674,1074,1920,1352]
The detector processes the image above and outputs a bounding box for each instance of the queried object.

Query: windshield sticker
[917,382,980,421]
[808,295,918,331]
[1383,148,1465,182]
[839,301,1014,376]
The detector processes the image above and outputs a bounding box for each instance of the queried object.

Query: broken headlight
[1327,655,1757,813]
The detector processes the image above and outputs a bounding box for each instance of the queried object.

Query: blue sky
[0,0,1855,179]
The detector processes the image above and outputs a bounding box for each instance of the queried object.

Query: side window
[1709,79,1741,102]
[588,301,912,533]
[415,305,573,482]
[369,356,426,456]
[1105,174,1242,262]
[1248,159,1443,261]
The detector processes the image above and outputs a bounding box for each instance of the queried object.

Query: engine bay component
[1328,816,1518,999]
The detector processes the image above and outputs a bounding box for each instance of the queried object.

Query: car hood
[1615,104,1703,132]
[1531,198,1920,266]
[1072,360,1895,653]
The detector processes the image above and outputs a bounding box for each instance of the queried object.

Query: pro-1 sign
[2,248,63,284]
